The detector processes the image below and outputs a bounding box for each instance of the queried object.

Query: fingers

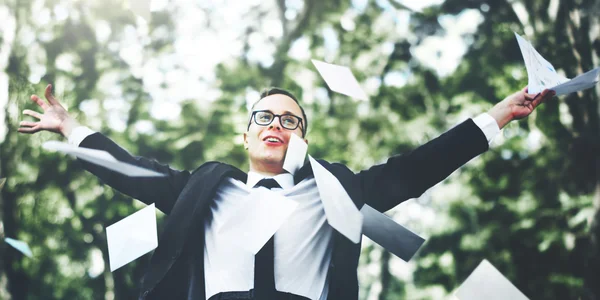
[524,88,555,101]
[529,89,555,108]
[535,89,554,103]
[541,89,556,101]
[524,88,539,101]
[17,127,40,134]
[518,85,539,101]
[22,109,42,120]
[30,94,49,110]
[44,84,60,105]
[17,121,40,134]
[19,121,38,127]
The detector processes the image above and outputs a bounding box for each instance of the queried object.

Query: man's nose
[269,116,282,130]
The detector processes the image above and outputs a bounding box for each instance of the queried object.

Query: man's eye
[282,117,297,126]
[257,114,272,122]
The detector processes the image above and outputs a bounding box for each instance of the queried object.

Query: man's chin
[256,154,285,167]
[263,157,285,166]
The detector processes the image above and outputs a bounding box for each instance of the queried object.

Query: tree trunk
[378,250,391,300]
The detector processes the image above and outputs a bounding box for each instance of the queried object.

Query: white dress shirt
[204,174,333,300]
[67,113,500,300]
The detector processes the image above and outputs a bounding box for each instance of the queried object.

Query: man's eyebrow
[254,109,299,116]
[251,109,273,114]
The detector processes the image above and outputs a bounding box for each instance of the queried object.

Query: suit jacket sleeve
[356,119,489,212]
[78,132,191,214]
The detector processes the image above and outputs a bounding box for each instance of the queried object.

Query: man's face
[244,94,307,174]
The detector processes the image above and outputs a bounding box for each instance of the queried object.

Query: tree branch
[266,0,317,86]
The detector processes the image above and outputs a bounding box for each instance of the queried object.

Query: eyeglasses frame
[247,110,306,137]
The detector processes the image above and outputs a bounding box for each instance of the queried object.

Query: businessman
[19,84,554,300]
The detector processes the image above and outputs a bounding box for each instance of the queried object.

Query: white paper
[128,0,151,21]
[106,203,158,272]
[218,189,299,254]
[0,177,5,190]
[309,155,362,243]
[311,59,369,101]
[455,259,530,300]
[552,67,600,96]
[4,237,33,258]
[283,133,308,175]
[43,141,166,177]
[361,204,425,262]
[515,33,599,95]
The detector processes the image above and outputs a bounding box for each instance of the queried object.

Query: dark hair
[248,87,308,137]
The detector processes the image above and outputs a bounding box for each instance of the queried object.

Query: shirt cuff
[472,113,500,144]
[68,126,96,146]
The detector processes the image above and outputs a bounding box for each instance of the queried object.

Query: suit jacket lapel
[189,163,247,219]
[293,161,313,184]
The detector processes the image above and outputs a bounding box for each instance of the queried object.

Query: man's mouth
[263,136,284,144]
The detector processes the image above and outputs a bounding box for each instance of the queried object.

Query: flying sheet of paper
[311,59,369,101]
[106,203,158,272]
[515,33,599,95]
[309,155,363,243]
[4,238,33,258]
[0,177,6,190]
[455,259,530,300]
[43,141,165,177]
[128,0,151,21]
[283,133,308,175]
[218,189,298,254]
[360,204,425,262]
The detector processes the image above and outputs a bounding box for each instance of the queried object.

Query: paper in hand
[455,259,530,300]
[4,237,33,258]
[0,178,6,190]
[218,189,298,254]
[360,204,425,262]
[309,155,363,243]
[515,33,599,95]
[43,141,165,177]
[311,59,368,101]
[106,203,158,272]
[283,133,308,175]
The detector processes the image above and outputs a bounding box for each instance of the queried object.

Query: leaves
[1,0,599,299]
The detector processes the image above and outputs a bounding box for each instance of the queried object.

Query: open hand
[18,84,80,137]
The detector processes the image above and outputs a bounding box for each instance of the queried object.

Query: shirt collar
[246,171,294,190]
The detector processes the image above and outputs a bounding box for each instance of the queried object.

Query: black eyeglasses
[248,110,305,135]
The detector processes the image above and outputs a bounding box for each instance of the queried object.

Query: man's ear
[243,132,249,150]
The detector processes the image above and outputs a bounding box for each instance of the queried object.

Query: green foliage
[1,0,599,299]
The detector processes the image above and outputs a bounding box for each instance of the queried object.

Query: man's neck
[248,168,286,177]
[249,163,287,177]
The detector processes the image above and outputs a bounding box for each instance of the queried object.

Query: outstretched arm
[18,84,190,213]
[358,87,555,212]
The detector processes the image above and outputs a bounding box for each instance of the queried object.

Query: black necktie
[253,178,281,299]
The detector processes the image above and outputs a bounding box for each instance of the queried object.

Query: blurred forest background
[1,0,599,299]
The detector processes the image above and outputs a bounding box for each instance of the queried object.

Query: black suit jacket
[78,119,488,300]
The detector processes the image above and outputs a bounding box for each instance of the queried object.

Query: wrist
[488,102,513,129]
[59,117,81,138]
